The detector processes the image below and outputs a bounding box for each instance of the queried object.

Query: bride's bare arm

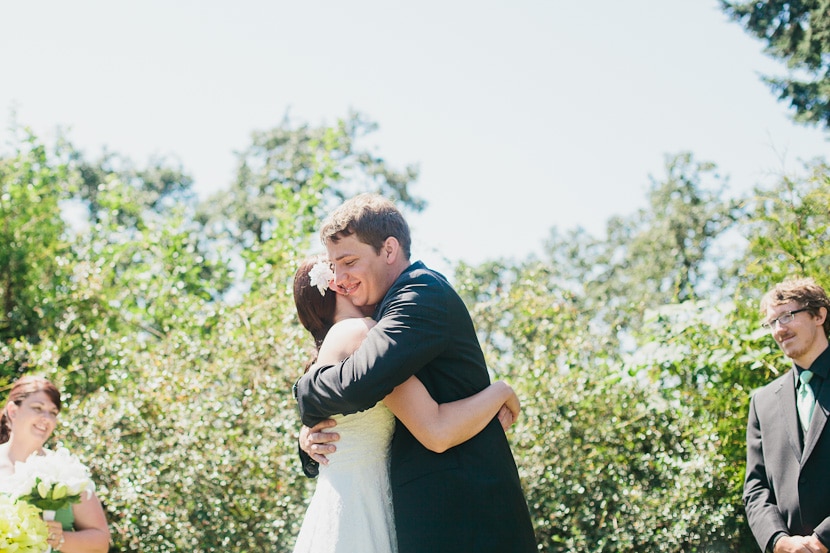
[306,317,519,456]
[383,377,520,453]
[299,318,374,465]
[315,318,373,365]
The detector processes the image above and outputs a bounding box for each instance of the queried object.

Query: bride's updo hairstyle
[293,256,337,352]
[1,375,61,444]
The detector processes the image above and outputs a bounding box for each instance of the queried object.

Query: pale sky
[1,1,827,276]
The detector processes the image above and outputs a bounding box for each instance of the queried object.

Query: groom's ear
[815,306,828,326]
[382,237,400,265]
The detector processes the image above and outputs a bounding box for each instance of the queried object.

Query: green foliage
[58,297,312,551]
[631,301,775,552]
[0,128,73,349]
[739,159,830,288]
[198,111,424,248]
[516,364,737,552]
[72,149,196,228]
[1,118,827,552]
[457,260,741,552]
[542,153,738,344]
[457,158,829,551]
[722,0,830,129]
[0,120,343,550]
[0,130,234,392]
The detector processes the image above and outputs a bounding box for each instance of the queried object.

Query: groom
[294,193,537,553]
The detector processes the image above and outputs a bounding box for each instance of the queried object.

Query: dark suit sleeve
[815,513,830,549]
[298,443,319,477]
[743,393,790,551]
[295,275,450,427]
[292,380,320,478]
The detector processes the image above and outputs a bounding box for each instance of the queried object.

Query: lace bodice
[293,403,397,553]
[321,403,396,472]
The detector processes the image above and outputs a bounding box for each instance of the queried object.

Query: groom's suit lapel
[803,369,830,464]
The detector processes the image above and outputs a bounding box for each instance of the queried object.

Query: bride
[291,256,521,553]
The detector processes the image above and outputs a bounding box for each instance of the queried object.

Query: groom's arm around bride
[295,193,536,553]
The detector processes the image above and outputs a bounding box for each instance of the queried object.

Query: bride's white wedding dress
[293,403,397,553]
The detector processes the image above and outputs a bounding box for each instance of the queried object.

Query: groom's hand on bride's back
[300,419,340,465]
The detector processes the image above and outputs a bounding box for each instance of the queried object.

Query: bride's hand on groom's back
[300,419,340,465]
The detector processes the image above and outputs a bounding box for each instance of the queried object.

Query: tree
[0,117,418,551]
[62,287,312,552]
[738,158,830,290]
[50,115,386,551]
[0,128,73,352]
[10,115,827,550]
[627,159,830,552]
[198,111,424,249]
[0,124,236,391]
[722,0,830,130]
[455,259,740,552]
[454,155,830,551]
[72,149,196,228]
[542,152,738,346]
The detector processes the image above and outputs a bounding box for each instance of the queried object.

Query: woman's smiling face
[8,391,59,444]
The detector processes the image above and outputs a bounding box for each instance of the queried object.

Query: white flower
[5,446,95,505]
[308,260,334,296]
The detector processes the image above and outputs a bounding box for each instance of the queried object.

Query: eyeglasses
[761,308,810,330]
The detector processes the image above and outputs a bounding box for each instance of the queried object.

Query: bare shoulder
[317,317,376,364]
[334,316,376,333]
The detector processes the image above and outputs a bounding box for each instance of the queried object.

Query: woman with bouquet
[0,375,110,553]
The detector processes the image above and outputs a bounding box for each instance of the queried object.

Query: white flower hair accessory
[308,260,334,296]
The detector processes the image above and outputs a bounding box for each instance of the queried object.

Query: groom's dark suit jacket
[295,261,537,553]
[743,347,830,551]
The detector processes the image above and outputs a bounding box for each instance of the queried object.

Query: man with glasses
[745,277,830,553]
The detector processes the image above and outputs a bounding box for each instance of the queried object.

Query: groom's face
[327,234,391,308]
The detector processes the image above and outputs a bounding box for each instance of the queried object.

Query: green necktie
[798,370,816,433]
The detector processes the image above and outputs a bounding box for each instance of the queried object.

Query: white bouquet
[7,446,96,513]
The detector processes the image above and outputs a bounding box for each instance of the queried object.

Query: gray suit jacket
[743,349,830,551]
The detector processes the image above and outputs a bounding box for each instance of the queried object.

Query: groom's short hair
[761,277,830,337]
[321,193,412,259]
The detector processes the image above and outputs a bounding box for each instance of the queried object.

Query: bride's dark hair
[293,256,337,369]
[1,375,62,444]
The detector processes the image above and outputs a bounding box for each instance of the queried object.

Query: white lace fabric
[293,404,397,553]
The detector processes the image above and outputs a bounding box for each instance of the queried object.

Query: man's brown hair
[761,277,830,337]
[320,193,412,259]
